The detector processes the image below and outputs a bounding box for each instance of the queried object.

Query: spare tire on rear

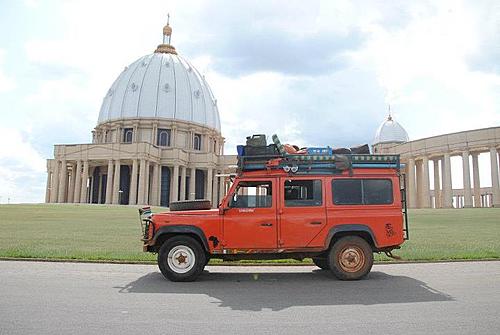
[169,200,212,211]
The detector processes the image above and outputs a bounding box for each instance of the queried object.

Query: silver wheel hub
[167,245,195,274]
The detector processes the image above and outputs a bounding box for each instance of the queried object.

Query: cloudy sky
[0,0,499,203]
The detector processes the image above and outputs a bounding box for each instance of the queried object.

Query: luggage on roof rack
[246,134,267,147]
[236,134,401,174]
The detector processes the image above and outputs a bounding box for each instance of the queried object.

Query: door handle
[310,221,322,225]
[261,223,273,227]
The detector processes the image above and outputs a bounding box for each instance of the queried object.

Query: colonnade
[406,147,500,208]
[46,159,228,207]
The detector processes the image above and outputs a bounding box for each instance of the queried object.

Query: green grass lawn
[0,204,498,263]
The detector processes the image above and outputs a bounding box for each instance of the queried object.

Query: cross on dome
[155,14,177,55]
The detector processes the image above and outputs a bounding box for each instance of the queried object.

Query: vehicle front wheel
[312,257,329,270]
[158,236,206,282]
[328,236,373,280]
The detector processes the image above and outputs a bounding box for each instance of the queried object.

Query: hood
[154,209,219,217]
[151,208,219,226]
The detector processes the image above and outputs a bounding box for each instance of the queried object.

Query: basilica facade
[45,21,236,207]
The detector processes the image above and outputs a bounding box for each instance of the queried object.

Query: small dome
[97,52,221,132]
[374,115,409,144]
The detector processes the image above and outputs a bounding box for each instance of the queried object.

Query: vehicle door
[279,177,326,248]
[222,179,278,249]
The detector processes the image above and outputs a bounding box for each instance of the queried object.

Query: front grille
[143,220,151,240]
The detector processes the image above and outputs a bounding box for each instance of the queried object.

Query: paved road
[0,261,499,335]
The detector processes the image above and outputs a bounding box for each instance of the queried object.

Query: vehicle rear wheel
[158,236,206,282]
[312,257,329,270]
[328,236,373,280]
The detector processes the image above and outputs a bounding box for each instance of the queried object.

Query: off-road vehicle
[139,135,408,281]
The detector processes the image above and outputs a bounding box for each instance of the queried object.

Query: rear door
[278,177,326,248]
[222,179,278,249]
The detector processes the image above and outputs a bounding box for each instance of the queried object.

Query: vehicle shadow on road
[115,269,453,311]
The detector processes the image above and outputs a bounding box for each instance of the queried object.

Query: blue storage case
[236,145,245,156]
[307,147,333,155]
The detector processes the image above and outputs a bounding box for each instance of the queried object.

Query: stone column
[211,170,218,208]
[189,167,196,200]
[45,170,52,203]
[129,159,138,205]
[490,147,500,207]
[179,166,186,201]
[407,158,417,208]
[66,164,75,203]
[80,160,89,203]
[88,167,96,203]
[105,160,113,204]
[415,160,423,208]
[50,160,60,203]
[73,160,82,203]
[151,163,160,206]
[152,124,158,145]
[462,151,473,208]
[68,163,76,203]
[442,153,453,208]
[171,165,180,203]
[171,126,177,147]
[433,159,441,208]
[471,153,481,207]
[112,160,121,204]
[144,160,150,204]
[219,175,225,204]
[57,160,67,203]
[206,169,213,203]
[420,157,431,208]
[137,159,146,205]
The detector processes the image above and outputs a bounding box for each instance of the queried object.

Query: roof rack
[238,154,400,174]
[237,134,401,175]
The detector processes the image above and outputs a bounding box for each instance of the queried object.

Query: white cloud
[0,128,46,203]
[0,50,15,92]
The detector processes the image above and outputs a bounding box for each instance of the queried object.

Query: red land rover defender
[140,135,409,281]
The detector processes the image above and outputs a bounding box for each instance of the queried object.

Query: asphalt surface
[0,260,499,335]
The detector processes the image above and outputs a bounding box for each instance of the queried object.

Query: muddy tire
[158,236,206,282]
[312,257,329,270]
[328,236,373,280]
[169,200,212,211]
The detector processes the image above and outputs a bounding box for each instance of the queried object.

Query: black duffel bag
[350,144,370,154]
[244,144,280,157]
[246,134,267,147]
[332,148,352,154]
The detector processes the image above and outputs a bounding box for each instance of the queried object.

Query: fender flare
[152,225,209,251]
[324,224,378,249]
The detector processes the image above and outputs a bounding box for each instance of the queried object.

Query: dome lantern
[155,14,177,55]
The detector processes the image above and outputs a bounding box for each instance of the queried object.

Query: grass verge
[1,204,498,264]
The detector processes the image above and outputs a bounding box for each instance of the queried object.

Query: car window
[229,181,272,208]
[363,179,393,204]
[332,179,393,205]
[284,179,322,207]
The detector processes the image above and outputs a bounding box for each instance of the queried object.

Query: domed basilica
[45,20,500,209]
[46,21,235,207]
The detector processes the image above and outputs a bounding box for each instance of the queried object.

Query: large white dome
[374,115,409,144]
[98,52,221,132]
